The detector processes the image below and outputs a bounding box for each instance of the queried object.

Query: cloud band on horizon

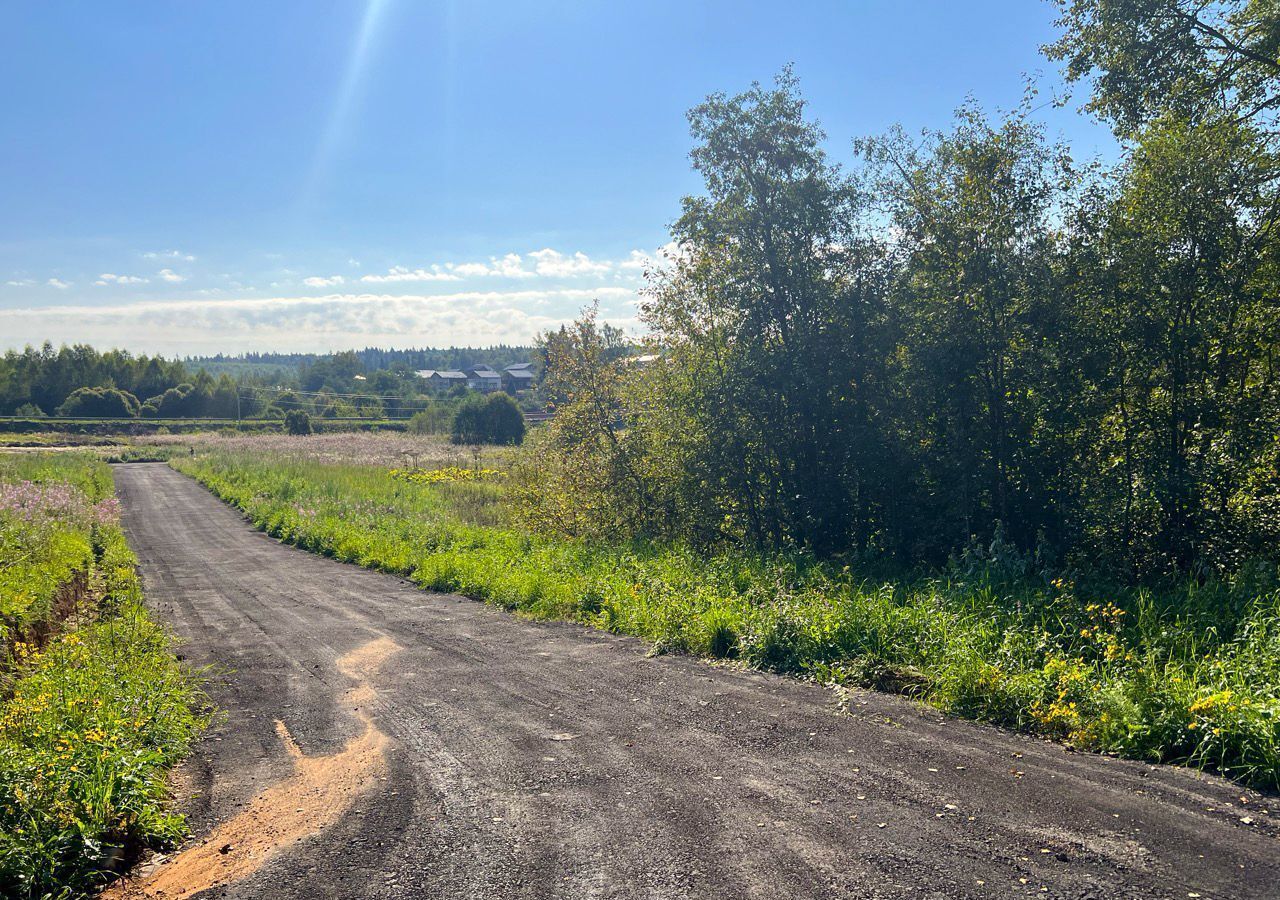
[2,287,642,355]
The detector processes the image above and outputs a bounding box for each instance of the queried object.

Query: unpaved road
[113,463,1276,900]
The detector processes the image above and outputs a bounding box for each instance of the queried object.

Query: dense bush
[284,409,313,435]
[408,397,463,435]
[451,393,525,445]
[140,375,238,418]
[54,386,140,418]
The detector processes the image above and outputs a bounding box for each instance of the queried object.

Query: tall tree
[1099,114,1280,571]
[861,104,1073,554]
[1048,0,1280,136]
[642,70,894,554]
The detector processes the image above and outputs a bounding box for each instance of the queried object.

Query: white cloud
[484,253,536,278]
[528,248,612,277]
[47,278,71,289]
[359,248,634,283]
[157,268,186,283]
[444,252,542,278]
[95,273,149,286]
[303,275,346,287]
[347,258,361,267]
[359,265,459,284]
[448,261,493,278]
[143,249,196,262]
[0,287,641,354]
[618,249,649,271]
[5,278,36,287]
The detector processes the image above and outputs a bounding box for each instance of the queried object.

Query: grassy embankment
[173,445,1279,791]
[0,454,207,898]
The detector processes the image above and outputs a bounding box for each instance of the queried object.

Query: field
[171,433,1280,791]
[0,454,207,898]
[139,430,515,469]
[0,419,409,438]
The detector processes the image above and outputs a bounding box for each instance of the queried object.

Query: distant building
[466,366,502,392]
[416,370,468,390]
[415,363,535,393]
[502,362,535,393]
[623,353,660,369]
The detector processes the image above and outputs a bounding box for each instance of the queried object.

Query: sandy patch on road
[109,636,402,898]
[337,635,401,680]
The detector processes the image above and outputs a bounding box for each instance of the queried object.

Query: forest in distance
[0,344,537,421]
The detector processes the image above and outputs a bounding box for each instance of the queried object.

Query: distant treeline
[0,344,238,418]
[0,343,538,420]
[189,346,534,375]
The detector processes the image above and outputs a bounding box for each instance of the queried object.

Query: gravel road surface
[113,463,1277,900]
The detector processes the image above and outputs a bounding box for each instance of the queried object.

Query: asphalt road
[112,463,1277,900]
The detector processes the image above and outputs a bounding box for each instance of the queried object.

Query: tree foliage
[451,393,526,446]
[55,386,141,418]
[522,60,1280,580]
[1048,0,1280,135]
[284,409,313,436]
[515,308,650,536]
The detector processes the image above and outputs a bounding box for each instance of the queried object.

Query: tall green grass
[0,455,112,649]
[174,450,1280,790]
[0,455,208,898]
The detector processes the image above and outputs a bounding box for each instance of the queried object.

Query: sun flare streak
[303,0,393,203]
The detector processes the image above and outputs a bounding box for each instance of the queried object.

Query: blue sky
[0,1,1115,355]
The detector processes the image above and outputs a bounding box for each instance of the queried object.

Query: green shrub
[408,399,458,435]
[55,387,140,419]
[284,409,312,435]
[451,393,525,445]
[141,382,208,418]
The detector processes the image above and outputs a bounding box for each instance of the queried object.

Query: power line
[239,382,509,402]
[244,385,428,401]
[236,392,438,413]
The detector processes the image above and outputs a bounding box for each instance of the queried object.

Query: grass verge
[173,449,1280,792]
[0,454,208,899]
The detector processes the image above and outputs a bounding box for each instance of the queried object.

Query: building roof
[414,369,436,379]
[505,368,534,379]
[469,367,501,378]
[437,370,467,380]
[504,362,534,372]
